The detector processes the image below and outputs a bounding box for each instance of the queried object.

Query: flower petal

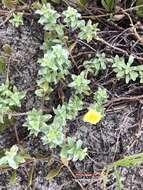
[83,109,102,125]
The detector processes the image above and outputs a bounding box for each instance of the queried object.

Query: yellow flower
[83,109,102,125]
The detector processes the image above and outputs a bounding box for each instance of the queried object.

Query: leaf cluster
[36,3,60,30]
[83,52,107,76]
[94,87,108,105]
[61,137,87,161]
[35,3,64,36]
[63,7,99,42]
[10,12,24,28]
[78,20,99,42]
[112,55,143,84]
[68,71,90,95]
[44,94,83,148]
[0,82,25,123]
[90,87,108,114]
[0,145,25,169]
[63,6,81,29]
[36,44,71,97]
[23,109,52,136]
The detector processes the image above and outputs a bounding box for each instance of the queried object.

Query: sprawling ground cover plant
[0,4,143,189]
[28,3,109,162]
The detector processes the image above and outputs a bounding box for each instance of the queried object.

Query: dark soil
[0,1,143,190]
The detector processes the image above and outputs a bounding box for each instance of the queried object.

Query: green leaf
[0,145,25,169]
[116,71,125,78]
[63,6,81,29]
[83,53,107,76]
[51,0,61,4]
[128,55,134,65]
[68,71,90,95]
[41,0,48,4]
[79,0,87,6]
[130,71,138,81]
[101,0,116,12]
[31,1,42,10]
[60,137,87,161]
[10,13,24,28]
[0,156,7,166]
[23,109,51,136]
[112,152,143,167]
[94,87,108,105]
[78,20,99,42]
[9,170,17,185]
[114,167,122,190]
[0,56,6,73]
[136,0,143,17]
[46,166,62,180]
